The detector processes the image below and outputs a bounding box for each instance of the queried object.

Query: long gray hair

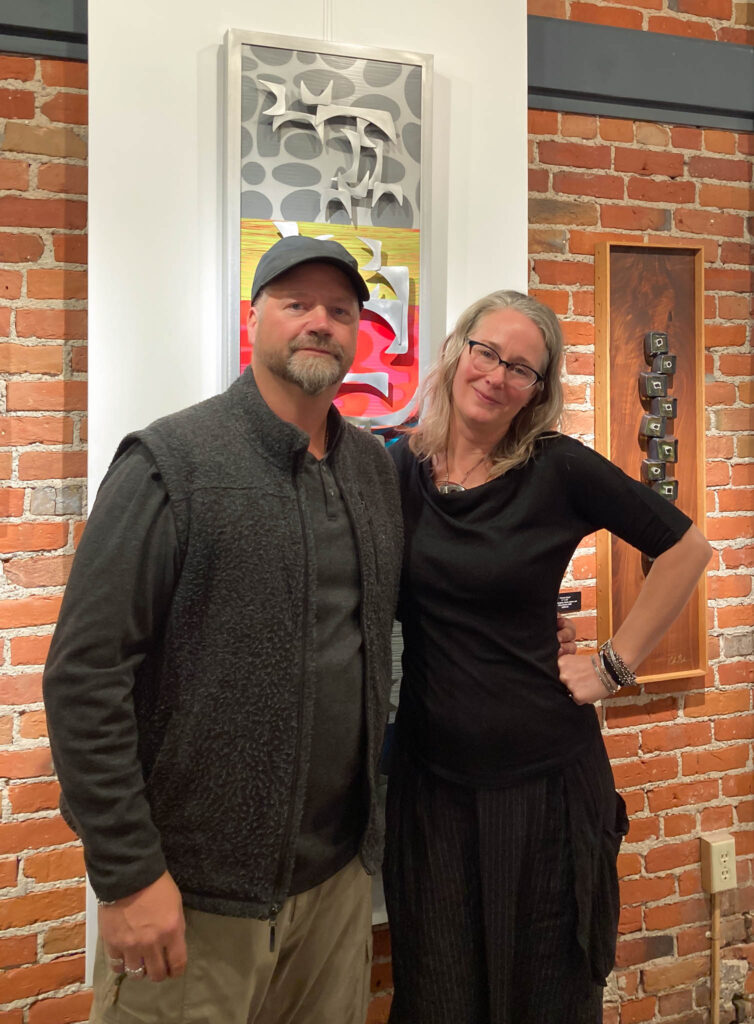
[408,290,564,478]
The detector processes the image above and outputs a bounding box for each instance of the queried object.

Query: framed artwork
[594,242,708,685]
[224,29,433,427]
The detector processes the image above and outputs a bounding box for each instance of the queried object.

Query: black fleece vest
[116,369,402,918]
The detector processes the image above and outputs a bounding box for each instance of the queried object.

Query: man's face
[248,262,361,396]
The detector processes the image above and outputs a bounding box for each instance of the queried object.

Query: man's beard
[271,337,349,396]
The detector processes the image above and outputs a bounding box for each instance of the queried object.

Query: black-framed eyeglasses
[466,340,544,390]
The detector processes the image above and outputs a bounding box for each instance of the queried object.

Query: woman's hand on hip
[558,652,611,705]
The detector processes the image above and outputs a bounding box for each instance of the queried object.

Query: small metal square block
[650,396,677,419]
[641,460,666,483]
[639,414,666,438]
[648,436,678,463]
[639,372,668,399]
[644,331,669,360]
[652,353,676,375]
[652,478,678,501]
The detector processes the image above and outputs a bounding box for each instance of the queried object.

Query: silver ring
[108,956,125,968]
[125,965,146,978]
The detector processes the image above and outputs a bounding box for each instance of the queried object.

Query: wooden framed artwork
[223,29,432,428]
[594,242,708,684]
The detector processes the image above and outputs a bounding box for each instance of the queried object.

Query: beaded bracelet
[600,637,636,688]
[591,653,619,696]
[599,649,622,688]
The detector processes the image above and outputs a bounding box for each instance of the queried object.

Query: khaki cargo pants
[89,858,373,1024]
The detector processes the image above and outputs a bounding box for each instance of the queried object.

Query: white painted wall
[86,0,528,969]
[88,0,529,492]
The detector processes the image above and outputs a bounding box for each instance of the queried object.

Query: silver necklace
[436,452,489,494]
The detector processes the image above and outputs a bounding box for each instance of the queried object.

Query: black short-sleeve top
[390,432,692,786]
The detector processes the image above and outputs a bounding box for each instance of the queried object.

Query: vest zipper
[268,902,282,952]
[271,458,309,922]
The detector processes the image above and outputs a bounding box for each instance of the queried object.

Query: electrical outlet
[700,833,737,894]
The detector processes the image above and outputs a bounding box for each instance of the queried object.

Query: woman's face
[451,307,548,440]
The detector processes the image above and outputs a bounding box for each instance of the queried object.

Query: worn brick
[626,178,696,204]
[8,780,60,814]
[18,452,88,481]
[647,14,716,38]
[0,344,63,375]
[0,745,54,780]
[0,56,35,81]
[620,875,676,907]
[570,3,644,29]
[614,148,684,177]
[0,197,86,231]
[612,756,678,790]
[602,205,671,231]
[648,779,720,812]
[15,310,87,341]
[538,141,611,170]
[642,955,709,993]
[2,124,87,159]
[0,933,36,970]
[11,634,54,666]
[0,88,35,120]
[644,896,708,932]
[28,989,93,1024]
[641,721,712,753]
[41,921,87,959]
[645,839,702,873]
[599,117,633,143]
[553,171,624,199]
[0,523,68,555]
[24,847,85,885]
[528,228,567,254]
[0,672,43,705]
[672,126,703,150]
[26,269,87,300]
[528,197,599,226]
[7,380,87,411]
[675,209,744,236]
[52,233,87,265]
[36,163,88,196]
[0,157,29,190]
[528,109,559,135]
[40,92,88,126]
[704,129,738,154]
[0,232,44,263]
[0,953,84,1002]
[40,61,88,90]
[615,934,674,968]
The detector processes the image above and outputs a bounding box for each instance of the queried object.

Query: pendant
[437,482,466,495]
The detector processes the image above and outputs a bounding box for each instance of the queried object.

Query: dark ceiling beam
[528,15,754,132]
[0,0,87,61]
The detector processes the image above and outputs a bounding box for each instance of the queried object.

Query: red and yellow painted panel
[240,220,420,424]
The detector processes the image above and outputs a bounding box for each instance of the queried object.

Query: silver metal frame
[223,28,433,426]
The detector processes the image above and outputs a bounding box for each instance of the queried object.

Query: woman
[384,290,711,1024]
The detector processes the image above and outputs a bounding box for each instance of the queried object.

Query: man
[43,236,403,1024]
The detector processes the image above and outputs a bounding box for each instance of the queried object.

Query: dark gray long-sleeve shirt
[45,440,367,898]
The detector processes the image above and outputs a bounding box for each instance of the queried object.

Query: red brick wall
[369,116,753,1024]
[528,108,753,1024]
[529,0,754,44]
[0,55,90,1022]
[0,26,751,1024]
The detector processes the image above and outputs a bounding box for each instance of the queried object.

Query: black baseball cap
[251,235,370,306]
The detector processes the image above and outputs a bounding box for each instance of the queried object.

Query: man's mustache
[289,336,345,360]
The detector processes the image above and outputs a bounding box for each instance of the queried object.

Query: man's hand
[556,614,577,656]
[99,870,187,983]
[557,652,610,705]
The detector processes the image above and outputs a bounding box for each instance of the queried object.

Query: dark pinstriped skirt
[383,728,627,1024]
